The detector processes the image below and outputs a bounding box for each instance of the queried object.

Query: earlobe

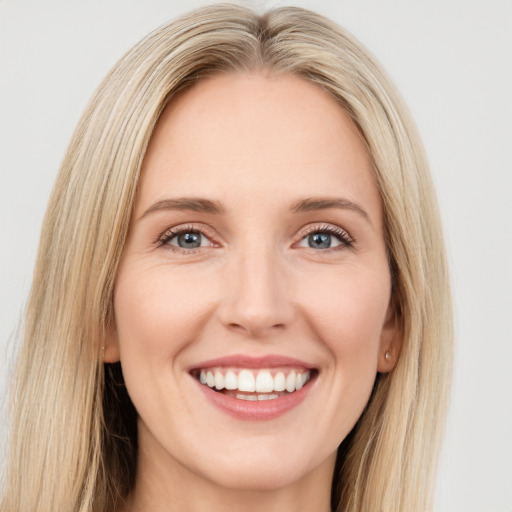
[102,325,121,363]
[377,304,403,373]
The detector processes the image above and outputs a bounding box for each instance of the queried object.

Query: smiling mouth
[191,367,316,401]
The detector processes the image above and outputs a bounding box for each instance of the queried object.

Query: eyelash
[157,224,217,253]
[156,223,355,253]
[298,224,354,250]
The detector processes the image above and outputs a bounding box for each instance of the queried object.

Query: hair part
[1,5,452,512]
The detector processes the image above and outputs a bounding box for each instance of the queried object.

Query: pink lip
[189,354,318,421]
[194,378,315,421]
[189,354,316,371]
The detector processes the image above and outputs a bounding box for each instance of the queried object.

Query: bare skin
[109,72,401,512]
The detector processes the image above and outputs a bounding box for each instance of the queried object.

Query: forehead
[137,72,381,222]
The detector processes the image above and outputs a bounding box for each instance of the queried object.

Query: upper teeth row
[199,369,311,393]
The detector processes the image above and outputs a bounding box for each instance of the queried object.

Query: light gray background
[1,1,511,510]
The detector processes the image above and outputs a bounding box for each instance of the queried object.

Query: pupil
[309,233,331,249]
[178,232,201,248]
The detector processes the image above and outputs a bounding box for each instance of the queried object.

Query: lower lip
[194,377,315,421]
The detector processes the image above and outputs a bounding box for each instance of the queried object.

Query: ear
[103,322,121,363]
[377,301,403,373]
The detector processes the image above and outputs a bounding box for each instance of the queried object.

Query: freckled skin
[108,73,401,512]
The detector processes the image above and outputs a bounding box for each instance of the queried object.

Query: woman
[0,4,452,512]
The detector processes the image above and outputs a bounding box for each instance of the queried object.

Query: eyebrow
[139,197,224,220]
[139,195,371,224]
[290,197,371,224]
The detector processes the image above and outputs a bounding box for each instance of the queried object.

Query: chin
[187,440,335,493]
[202,461,309,492]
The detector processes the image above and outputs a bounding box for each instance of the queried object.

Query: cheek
[289,263,391,449]
[113,264,213,367]
[296,262,391,365]
[111,264,219,432]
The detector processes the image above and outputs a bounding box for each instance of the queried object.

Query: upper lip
[189,354,316,371]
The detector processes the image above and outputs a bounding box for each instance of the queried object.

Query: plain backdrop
[1,1,511,510]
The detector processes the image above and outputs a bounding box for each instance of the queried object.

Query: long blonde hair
[1,4,452,512]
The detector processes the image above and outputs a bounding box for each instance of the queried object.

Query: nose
[218,245,295,338]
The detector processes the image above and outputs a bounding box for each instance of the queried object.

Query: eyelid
[154,222,354,253]
[295,223,355,249]
[156,223,220,249]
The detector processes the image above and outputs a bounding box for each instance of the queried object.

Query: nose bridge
[220,240,293,336]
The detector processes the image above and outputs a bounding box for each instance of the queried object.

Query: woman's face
[109,73,400,492]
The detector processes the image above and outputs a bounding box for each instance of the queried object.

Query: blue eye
[308,232,332,249]
[162,230,211,250]
[297,227,352,250]
[173,232,203,249]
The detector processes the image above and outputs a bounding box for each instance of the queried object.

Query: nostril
[227,321,286,337]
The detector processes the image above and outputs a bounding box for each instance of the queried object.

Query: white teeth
[296,372,305,390]
[198,367,312,396]
[274,372,286,392]
[224,370,237,390]
[255,370,274,393]
[237,393,258,401]
[237,393,280,401]
[214,371,225,390]
[258,394,279,401]
[238,370,256,392]
[285,370,296,392]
